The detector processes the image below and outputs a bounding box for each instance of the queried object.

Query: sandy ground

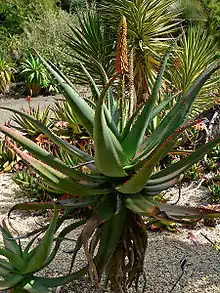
[0,96,220,292]
[0,95,57,133]
[0,174,220,293]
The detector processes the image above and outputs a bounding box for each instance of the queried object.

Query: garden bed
[0,90,219,293]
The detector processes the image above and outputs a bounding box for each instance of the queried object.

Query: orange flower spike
[115,16,128,74]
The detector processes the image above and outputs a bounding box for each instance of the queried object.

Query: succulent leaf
[25,207,58,273]
[37,54,94,136]
[0,125,101,182]
[94,74,128,177]
[0,107,94,165]
[126,196,220,221]
[121,41,176,159]
[8,142,109,197]
[0,220,22,257]
[80,63,121,140]
[0,274,25,290]
[117,128,182,194]
[96,209,126,274]
[0,247,26,272]
[133,60,220,163]
[148,136,220,184]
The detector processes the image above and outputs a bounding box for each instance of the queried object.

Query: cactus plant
[0,20,220,292]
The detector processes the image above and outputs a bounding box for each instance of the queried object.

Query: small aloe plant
[0,208,58,292]
[0,18,220,292]
[11,104,52,138]
[21,55,49,96]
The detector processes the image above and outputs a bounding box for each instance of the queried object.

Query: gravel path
[0,95,57,134]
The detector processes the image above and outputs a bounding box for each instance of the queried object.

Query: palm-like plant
[166,26,220,117]
[66,8,115,86]
[0,21,220,292]
[67,1,179,103]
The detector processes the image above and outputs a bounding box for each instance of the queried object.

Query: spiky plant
[21,54,49,96]
[166,26,220,117]
[0,209,58,293]
[11,104,52,138]
[0,21,220,292]
[67,1,179,103]
[66,8,115,86]
[52,100,83,136]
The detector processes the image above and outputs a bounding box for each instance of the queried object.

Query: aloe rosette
[0,209,58,292]
[0,22,220,292]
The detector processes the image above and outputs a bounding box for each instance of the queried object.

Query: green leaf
[0,125,100,182]
[0,259,15,276]
[120,103,145,142]
[9,197,100,215]
[80,62,100,101]
[148,136,220,184]
[0,274,24,290]
[0,247,26,272]
[134,59,220,163]
[45,220,86,267]
[117,126,183,194]
[143,176,181,196]
[25,208,58,273]
[150,91,181,121]
[125,195,220,221]
[94,74,128,177]
[37,54,94,137]
[0,107,96,168]
[80,64,120,140]
[9,143,109,197]
[96,209,126,274]
[121,41,176,159]
[95,194,117,221]
[30,267,87,288]
[0,220,22,257]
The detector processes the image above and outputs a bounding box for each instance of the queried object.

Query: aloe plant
[0,209,58,293]
[21,54,49,96]
[53,100,83,136]
[12,104,52,138]
[0,20,220,292]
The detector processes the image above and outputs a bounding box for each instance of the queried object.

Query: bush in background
[19,8,75,75]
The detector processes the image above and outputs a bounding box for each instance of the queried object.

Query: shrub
[0,55,14,94]
[19,8,75,74]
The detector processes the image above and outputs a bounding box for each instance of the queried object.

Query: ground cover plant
[0,15,220,292]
